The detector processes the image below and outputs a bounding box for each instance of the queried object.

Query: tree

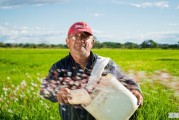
[93,40,103,48]
[124,42,139,49]
[0,42,5,47]
[93,36,103,48]
[141,40,158,48]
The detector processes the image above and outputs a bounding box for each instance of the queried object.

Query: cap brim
[70,29,93,36]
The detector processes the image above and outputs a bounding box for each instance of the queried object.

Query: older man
[40,21,143,120]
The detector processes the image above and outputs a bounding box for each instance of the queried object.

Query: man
[40,21,143,120]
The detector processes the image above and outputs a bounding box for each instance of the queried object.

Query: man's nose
[76,38,85,43]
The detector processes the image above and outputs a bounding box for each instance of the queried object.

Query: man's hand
[131,90,143,107]
[57,88,71,104]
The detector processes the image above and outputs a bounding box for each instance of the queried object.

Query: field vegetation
[0,48,178,120]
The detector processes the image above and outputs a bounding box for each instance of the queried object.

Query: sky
[0,0,179,44]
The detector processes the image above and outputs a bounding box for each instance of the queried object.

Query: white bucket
[83,74,139,120]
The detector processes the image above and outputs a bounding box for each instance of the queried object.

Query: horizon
[0,0,179,44]
[0,39,178,45]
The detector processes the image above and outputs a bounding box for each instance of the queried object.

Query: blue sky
[0,0,179,44]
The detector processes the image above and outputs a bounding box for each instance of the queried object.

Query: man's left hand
[131,90,143,107]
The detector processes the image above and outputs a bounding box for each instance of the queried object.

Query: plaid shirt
[40,51,141,120]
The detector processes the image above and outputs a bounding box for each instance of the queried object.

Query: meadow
[0,48,179,120]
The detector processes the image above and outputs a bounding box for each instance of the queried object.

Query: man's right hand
[57,88,71,104]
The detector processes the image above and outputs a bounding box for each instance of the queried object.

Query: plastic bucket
[83,74,139,120]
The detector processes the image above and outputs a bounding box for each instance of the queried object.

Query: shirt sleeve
[102,59,142,94]
[40,64,60,103]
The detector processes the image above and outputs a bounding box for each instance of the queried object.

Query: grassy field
[0,48,179,120]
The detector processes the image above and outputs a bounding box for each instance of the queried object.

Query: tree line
[0,40,178,49]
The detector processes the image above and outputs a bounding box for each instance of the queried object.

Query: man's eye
[72,36,77,40]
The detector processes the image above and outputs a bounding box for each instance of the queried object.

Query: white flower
[3,87,8,91]
[44,103,49,109]
[21,80,27,87]
[8,109,13,113]
[31,82,37,87]
[50,116,54,120]
[0,97,3,102]
[20,94,25,98]
[30,87,34,91]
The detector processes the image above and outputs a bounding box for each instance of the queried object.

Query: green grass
[0,48,179,120]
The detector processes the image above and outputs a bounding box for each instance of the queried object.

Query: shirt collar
[68,51,96,67]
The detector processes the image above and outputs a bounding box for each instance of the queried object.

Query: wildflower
[30,86,34,91]
[15,85,20,92]
[8,109,13,113]
[44,103,49,109]
[14,98,19,102]
[3,87,8,91]
[21,80,27,87]
[40,95,45,99]
[50,116,54,120]
[37,77,43,82]
[23,116,28,120]
[0,97,3,102]
[27,89,30,93]
[20,94,25,98]
[31,82,37,87]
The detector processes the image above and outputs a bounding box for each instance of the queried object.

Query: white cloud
[154,2,169,8]
[111,0,126,4]
[112,1,169,9]
[133,31,179,44]
[1,23,178,44]
[94,29,179,44]
[0,23,66,44]
[131,2,169,8]
[176,5,179,9]
[89,13,104,17]
[131,2,153,8]
[0,0,67,9]
[166,23,179,26]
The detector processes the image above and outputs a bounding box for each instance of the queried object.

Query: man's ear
[66,38,69,48]
[91,39,94,45]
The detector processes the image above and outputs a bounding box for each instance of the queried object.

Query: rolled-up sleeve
[40,64,60,102]
[103,59,142,94]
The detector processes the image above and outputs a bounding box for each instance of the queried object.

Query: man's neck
[70,51,91,67]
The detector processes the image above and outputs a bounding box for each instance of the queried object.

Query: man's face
[66,32,94,55]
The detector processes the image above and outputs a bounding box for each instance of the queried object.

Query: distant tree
[124,42,139,49]
[94,40,103,48]
[37,43,49,48]
[18,43,24,48]
[102,42,121,48]
[23,43,31,48]
[5,43,14,48]
[168,44,179,49]
[141,40,158,48]
[0,42,5,47]
[93,36,104,48]
[158,44,169,49]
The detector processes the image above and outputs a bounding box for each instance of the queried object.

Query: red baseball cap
[68,22,93,36]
